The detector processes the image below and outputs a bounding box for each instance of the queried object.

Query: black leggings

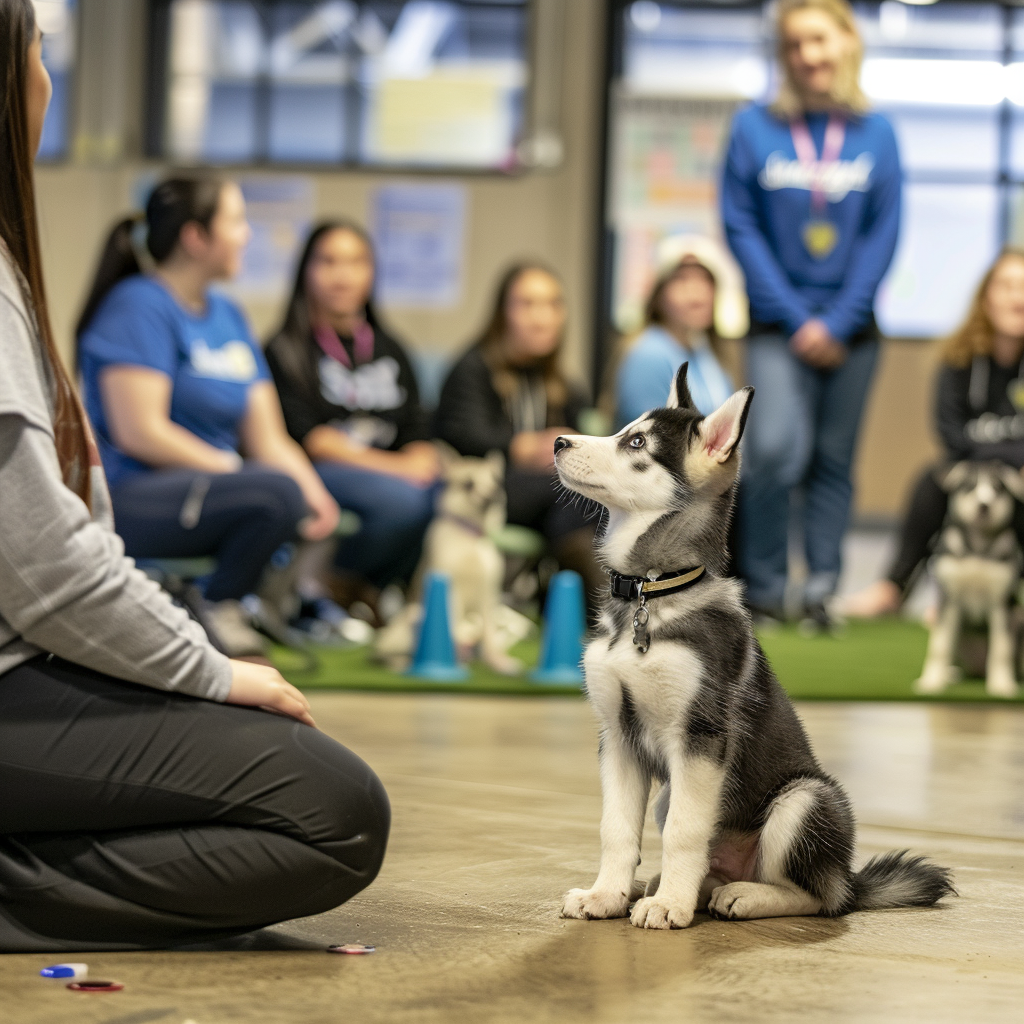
[888,465,1024,591]
[0,656,389,952]
[110,464,308,601]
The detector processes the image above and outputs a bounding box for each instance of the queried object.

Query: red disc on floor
[327,943,375,954]
[67,980,124,992]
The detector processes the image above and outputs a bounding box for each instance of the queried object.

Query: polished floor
[4,693,1023,1024]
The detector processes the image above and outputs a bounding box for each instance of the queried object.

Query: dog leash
[608,566,706,655]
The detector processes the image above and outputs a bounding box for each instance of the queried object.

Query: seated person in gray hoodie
[0,2,388,952]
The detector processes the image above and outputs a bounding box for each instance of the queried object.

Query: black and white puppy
[554,366,953,929]
[916,461,1024,698]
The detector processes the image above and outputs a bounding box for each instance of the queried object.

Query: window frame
[144,0,535,175]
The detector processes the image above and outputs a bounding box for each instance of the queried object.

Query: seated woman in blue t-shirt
[265,221,440,613]
[614,252,733,429]
[77,177,340,655]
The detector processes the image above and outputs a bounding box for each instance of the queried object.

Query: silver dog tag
[633,594,650,654]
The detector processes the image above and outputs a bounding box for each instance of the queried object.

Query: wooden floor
[5,694,1024,1023]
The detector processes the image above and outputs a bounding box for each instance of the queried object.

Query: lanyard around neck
[314,320,374,369]
[790,115,846,213]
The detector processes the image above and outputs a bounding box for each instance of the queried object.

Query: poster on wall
[371,183,467,308]
[609,92,746,337]
[232,177,315,302]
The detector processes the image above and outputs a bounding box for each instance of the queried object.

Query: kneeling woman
[266,221,440,604]
[0,1,387,951]
[77,176,340,654]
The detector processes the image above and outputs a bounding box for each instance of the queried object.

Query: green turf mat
[272,638,583,697]
[273,619,1024,702]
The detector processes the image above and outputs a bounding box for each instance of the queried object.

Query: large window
[36,0,77,162]
[603,1,1024,346]
[147,0,529,169]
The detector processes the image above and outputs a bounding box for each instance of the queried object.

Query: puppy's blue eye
[629,434,645,449]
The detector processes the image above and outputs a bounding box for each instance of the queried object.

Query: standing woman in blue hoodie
[722,0,900,627]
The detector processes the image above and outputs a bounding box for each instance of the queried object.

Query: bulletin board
[608,91,746,337]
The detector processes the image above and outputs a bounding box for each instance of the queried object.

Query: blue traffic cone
[531,570,585,685]
[408,572,468,681]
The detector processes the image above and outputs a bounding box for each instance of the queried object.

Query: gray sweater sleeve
[0,415,233,700]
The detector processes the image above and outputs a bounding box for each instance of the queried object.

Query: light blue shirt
[615,325,733,429]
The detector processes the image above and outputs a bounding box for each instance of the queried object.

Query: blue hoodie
[721,103,901,343]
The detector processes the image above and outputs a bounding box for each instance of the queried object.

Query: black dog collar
[609,566,706,602]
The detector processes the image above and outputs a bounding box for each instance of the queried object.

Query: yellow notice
[371,76,509,165]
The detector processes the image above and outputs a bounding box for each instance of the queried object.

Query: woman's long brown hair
[0,0,91,504]
[942,249,1024,368]
[475,263,569,415]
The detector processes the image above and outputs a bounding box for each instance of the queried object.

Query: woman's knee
[240,469,308,532]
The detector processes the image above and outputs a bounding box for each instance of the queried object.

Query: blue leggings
[315,462,437,588]
[110,465,308,602]
[738,335,879,612]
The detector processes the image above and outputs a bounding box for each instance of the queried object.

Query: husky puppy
[916,461,1024,699]
[375,447,528,673]
[554,365,953,929]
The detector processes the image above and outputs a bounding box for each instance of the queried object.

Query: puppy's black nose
[553,436,572,454]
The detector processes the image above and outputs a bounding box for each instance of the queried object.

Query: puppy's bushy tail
[851,850,955,911]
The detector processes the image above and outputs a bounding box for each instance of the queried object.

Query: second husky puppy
[554,366,953,929]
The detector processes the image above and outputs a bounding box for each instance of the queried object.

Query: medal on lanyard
[791,115,845,260]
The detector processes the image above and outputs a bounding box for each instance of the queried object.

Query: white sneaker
[204,599,267,658]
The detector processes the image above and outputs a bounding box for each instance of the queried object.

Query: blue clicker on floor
[532,570,585,685]
[408,572,468,681]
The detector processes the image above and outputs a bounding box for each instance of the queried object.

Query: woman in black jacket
[435,263,603,599]
[845,248,1024,616]
[266,221,440,598]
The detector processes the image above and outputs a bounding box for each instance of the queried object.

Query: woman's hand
[226,660,316,727]
[394,441,442,486]
[510,428,568,472]
[790,320,847,369]
[299,482,341,541]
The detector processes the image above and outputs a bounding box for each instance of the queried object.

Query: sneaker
[203,599,267,658]
[798,599,841,637]
[292,598,374,646]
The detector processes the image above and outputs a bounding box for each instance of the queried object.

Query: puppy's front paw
[484,652,524,676]
[629,895,694,930]
[986,673,1019,698]
[560,887,630,920]
[914,664,957,694]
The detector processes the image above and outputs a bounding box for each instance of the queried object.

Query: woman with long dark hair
[434,263,603,599]
[265,221,438,605]
[845,249,1024,617]
[77,177,340,654]
[0,0,387,950]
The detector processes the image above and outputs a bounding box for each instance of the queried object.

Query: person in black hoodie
[844,248,1024,616]
[435,263,603,601]
[266,221,439,599]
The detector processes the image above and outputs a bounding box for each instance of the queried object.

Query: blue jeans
[111,465,307,602]
[315,462,438,588]
[737,334,880,613]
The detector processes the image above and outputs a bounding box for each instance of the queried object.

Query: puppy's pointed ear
[998,464,1024,502]
[666,362,696,411]
[699,387,754,463]
[937,462,970,493]
[485,449,505,479]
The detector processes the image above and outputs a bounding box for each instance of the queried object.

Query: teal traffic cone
[408,572,468,681]
[531,570,585,685]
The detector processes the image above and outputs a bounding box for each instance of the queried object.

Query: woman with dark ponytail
[0,0,388,951]
[77,176,341,654]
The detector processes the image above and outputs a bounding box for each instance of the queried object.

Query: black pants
[0,656,390,952]
[110,465,308,601]
[888,465,1024,591]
